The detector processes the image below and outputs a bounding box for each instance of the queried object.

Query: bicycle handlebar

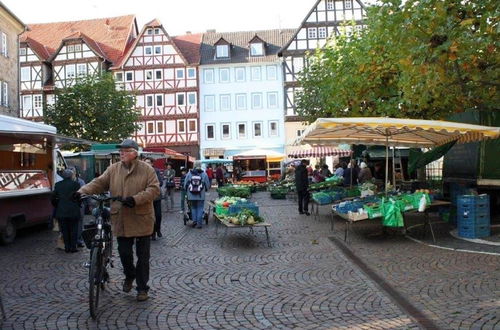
[81,194,123,203]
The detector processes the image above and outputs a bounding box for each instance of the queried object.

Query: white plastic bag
[418,195,427,212]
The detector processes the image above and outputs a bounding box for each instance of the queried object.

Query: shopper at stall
[295,159,310,216]
[334,163,345,177]
[358,162,373,184]
[343,159,359,186]
[321,164,332,178]
[312,164,324,183]
[183,161,211,229]
[163,163,176,211]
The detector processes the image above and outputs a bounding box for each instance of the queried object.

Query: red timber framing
[278,0,366,121]
[112,19,202,158]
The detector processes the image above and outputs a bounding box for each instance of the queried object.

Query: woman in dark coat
[52,169,81,253]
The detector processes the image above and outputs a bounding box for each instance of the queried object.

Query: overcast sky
[3,0,323,36]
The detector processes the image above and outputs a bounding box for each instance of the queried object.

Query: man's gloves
[121,196,136,208]
[72,191,82,202]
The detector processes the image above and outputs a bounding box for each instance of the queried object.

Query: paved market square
[0,190,499,329]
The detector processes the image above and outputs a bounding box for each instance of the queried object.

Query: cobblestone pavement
[0,191,498,329]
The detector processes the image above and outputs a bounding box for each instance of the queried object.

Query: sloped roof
[19,36,51,60]
[172,33,203,65]
[200,29,296,65]
[20,15,137,63]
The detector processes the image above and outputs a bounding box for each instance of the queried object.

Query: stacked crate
[457,194,490,238]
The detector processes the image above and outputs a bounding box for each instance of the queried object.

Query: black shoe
[299,211,304,215]
[151,234,157,241]
[191,222,197,228]
[70,249,79,253]
[123,278,134,293]
[157,231,162,238]
[196,224,202,229]
[305,212,311,216]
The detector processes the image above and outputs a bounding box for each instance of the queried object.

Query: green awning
[409,140,457,174]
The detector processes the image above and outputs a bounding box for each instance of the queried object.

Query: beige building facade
[0,2,25,116]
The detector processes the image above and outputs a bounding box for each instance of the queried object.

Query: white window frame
[146,29,153,35]
[318,27,327,39]
[221,123,231,140]
[219,68,230,83]
[206,124,215,140]
[345,0,352,10]
[2,82,7,106]
[66,64,76,79]
[237,122,246,139]
[251,67,261,81]
[253,122,262,138]
[235,67,245,82]
[176,69,185,79]
[326,0,334,10]
[155,69,162,80]
[156,94,163,106]
[220,94,230,111]
[236,93,246,110]
[204,95,215,111]
[157,121,164,134]
[21,67,30,81]
[267,92,278,108]
[266,65,277,80]
[145,70,153,81]
[203,69,214,83]
[144,46,152,56]
[146,95,154,107]
[308,28,317,39]
[187,92,197,105]
[1,33,7,57]
[297,129,304,137]
[19,47,26,56]
[147,122,155,134]
[115,72,123,82]
[188,119,197,133]
[126,72,133,81]
[154,46,162,55]
[251,93,263,109]
[177,120,186,133]
[216,45,229,58]
[75,44,82,52]
[33,95,42,109]
[269,121,278,137]
[250,43,264,56]
[187,68,196,78]
[154,28,161,35]
[22,95,32,110]
[177,93,186,106]
[77,63,87,77]
[67,45,74,52]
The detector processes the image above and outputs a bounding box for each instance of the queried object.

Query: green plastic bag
[381,198,404,227]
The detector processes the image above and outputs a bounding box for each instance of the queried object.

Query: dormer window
[250,43,264,56]
[216,45,229,58]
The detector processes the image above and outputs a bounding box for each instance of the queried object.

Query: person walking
[205,165,214,187]
[295,159,310,216]
[163,163,176,211]
[76,139,160,302]
[179,167,188,214]
[183,161,211,229]
[52,169,81,253]
[144,158,163,240]
[215,164,224,187]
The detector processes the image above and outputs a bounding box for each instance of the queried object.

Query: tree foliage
[296,0,499,122]
[44,73,140,143]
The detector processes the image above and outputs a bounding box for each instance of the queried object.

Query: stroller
[183,197,209,226]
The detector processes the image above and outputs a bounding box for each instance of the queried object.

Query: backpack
[188,171,203,194]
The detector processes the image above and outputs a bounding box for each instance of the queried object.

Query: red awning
[288,147,352,158]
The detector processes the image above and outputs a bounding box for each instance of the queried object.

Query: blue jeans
[190,200,204,226]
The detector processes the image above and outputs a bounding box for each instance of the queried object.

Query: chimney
[206,29,216,33]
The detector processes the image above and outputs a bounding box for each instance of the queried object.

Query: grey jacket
[183,169,211,201]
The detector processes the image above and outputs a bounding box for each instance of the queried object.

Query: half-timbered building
[112,19,202,158]
[18,15,138,120]
[278,0,366,155]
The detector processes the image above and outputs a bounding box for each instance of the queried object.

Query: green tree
[296,0,499,122]
[44,73,140,143]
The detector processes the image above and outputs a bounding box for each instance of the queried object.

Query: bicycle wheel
[89,247,102,319]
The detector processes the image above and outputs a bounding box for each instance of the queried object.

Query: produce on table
[220,209,264,226]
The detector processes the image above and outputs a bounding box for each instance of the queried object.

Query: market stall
[233,149,285,182]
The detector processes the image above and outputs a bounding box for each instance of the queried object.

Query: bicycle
[81,194,121,320]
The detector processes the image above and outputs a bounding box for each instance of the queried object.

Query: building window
[204,69,214,83]
[206,124,215,140]
[236,94,246,110]
[115,72,123,82]
[19,48,26,55]
[144,46,152,55]
[126,72,133,81]
[204,95,215,111]
[267,92,278,108]
[34,95,42,109]
[187,92,196,105]
[187,68,196,78]
[154,28,161,35]
[21,67,30,81]
[235,67,245,82]
[177,93,185,106]
[238,123,246,139]
[296,129,304,137]
[67,45,74,52]
[1,33,6,57]
[216,45,229,58]
[266,66,277,80]
[178,120,186,133]
[66,65,76,78]
[251,67,261,81]
[154,46,162,55]
[250,43,264,56]
[77,64,87,76]
[145,70,153,81]
[220,94,230,111]
[253,122,262,137]
[157,121,164,133]
[156,95,163,106]
[327,0,334,10]
[75,44,82,52]
[22,95,32,110]
[318,27,327,39]
[251,93,262,109]
[146,95,153,107]
[188,119,197,133]
[175,68,184,79]
[146,29,153,35]
[269,121,278,137]
[308,28,317,39]
[345,0,352,9]
[155,69,162,80]
[221,123,230,139]
[219,68,230,83]
[147,122,154,134]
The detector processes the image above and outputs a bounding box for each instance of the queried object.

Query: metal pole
[385,134,389,195]
[392,147,396,191]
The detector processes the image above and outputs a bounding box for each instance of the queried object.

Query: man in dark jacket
[52,169,81,253]
[295,159,310,215]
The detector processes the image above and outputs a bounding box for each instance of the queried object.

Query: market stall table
[213,213,272,247]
